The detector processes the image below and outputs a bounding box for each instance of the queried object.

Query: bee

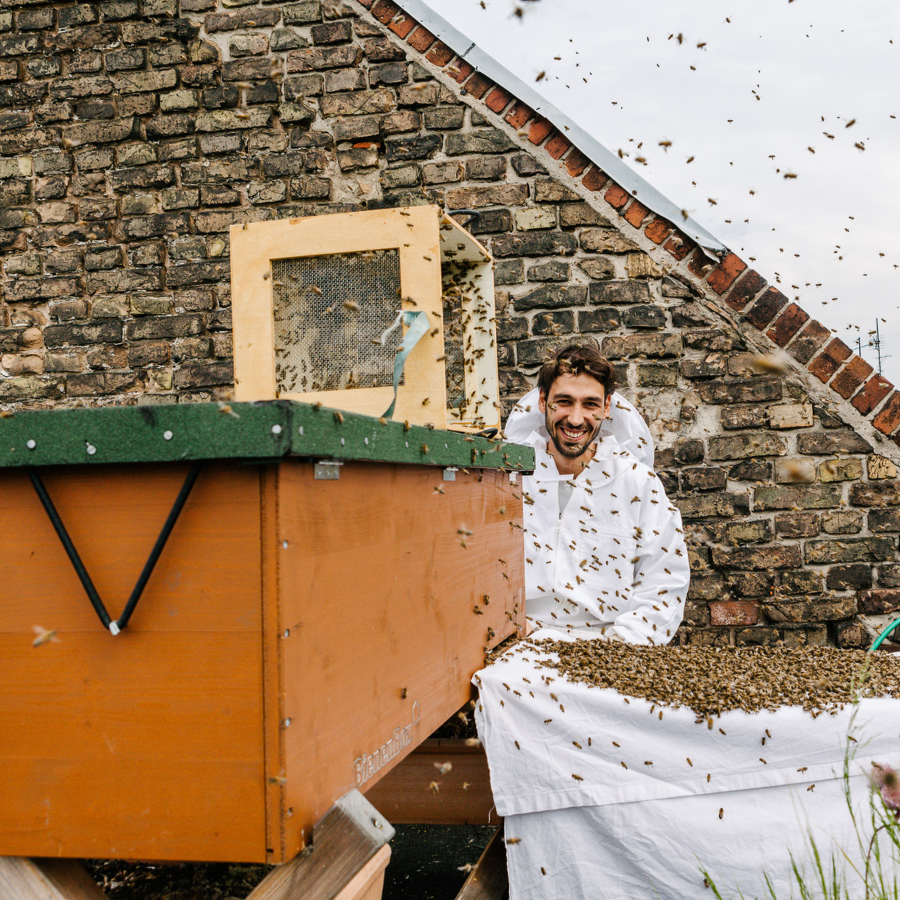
[32,627,58,647]
[718,808,724,819]
[434,762,452,775]
[571,774,583,782]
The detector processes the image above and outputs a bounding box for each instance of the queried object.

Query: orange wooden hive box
[0,402,530,864]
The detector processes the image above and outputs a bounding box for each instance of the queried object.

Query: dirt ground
[382,824,499,900]
[85,824,499,900]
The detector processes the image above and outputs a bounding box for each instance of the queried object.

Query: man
[505,342,689,644]
[472,345,691,899]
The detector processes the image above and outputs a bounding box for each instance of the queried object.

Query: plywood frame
[230,206,447,427]
[439,215,500,432]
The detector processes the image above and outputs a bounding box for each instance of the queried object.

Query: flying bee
[32,626,59,647]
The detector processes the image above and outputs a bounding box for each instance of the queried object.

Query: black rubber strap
[28,461,202,634]
[28,467,112,630]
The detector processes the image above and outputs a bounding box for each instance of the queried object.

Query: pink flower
[870,763,900,818]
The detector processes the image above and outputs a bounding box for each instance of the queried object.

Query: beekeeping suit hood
[503,387,654,468]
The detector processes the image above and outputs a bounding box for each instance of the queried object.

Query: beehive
[230,206,500,431]
[0,401,530,864]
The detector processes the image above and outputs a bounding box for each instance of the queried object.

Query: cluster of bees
[441,257,496,426]
[272,252,401,394]
[515,639,900,718]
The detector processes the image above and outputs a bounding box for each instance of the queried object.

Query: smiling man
[507,342,689,643]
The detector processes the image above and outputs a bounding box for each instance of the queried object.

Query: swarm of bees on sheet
[514,639,900,718]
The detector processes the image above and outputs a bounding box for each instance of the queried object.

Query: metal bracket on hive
[26,462,202,635]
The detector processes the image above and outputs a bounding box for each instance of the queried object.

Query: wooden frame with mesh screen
[230,206,499,431]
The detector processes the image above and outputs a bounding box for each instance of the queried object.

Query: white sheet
[474,632,900,900]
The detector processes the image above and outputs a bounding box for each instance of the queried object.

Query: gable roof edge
[391,0,727,259]
[356,0,900,461]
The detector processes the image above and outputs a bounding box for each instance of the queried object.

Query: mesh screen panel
[272,250,402,394]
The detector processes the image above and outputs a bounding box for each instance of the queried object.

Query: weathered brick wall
[2,0,900,648]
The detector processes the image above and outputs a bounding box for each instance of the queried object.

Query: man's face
[539,372,611,464]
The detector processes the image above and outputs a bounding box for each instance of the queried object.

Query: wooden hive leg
[455,826,509,900]
[0,858,110,900]
[246,790,393,900]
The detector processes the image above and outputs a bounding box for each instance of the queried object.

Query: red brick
[744,287,788,330]
[624,198,649,228]
[767,303,809,347]
[462,71,492,99]
[852,374,893,415]
[873,391,900,435]
[447,57,473,84]
[388,11,416,38]
[564,148,589,177]
[581,166,608,192]
[605,184,629,209]
[710,600,758,626]
[707,252,747,295]
[485,86,512,113]
[663,230,694,262]
[808,338,852,383]
[425,40,454,67]
[528,116,553,145]
[831,355,874,400]
[644,217,671,245]
[723,269,766,312]
[858,589,900,615]
[786,319,830,365]
[371,0,399,24]
[406,25,436,52]
[505,101,533,129]
[687,250,715,278]
[545,132,571,159]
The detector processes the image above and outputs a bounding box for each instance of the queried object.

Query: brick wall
[1,0,899,647]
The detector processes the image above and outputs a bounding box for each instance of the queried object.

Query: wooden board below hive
[364,739,497,826]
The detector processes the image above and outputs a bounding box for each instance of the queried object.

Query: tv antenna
[856,320,890,374]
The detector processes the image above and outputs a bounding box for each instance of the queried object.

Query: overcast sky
[422,0,900,385]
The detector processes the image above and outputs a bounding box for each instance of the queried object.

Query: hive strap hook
[27,461,203,635]
[380,310,432,420]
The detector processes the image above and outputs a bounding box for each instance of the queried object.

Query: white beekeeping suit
[504,389,688,644]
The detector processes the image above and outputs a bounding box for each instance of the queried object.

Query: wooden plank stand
[0,791,393,900]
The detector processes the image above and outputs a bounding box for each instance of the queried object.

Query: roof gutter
[396,0,727,257]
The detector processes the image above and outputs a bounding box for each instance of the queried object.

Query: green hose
[869,617,900,652]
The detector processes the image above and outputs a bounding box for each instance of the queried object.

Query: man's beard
[546,416,601,459]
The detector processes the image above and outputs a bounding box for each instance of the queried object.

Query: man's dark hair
[537,342,617,398]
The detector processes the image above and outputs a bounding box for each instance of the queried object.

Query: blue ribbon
[381,310,432,419]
